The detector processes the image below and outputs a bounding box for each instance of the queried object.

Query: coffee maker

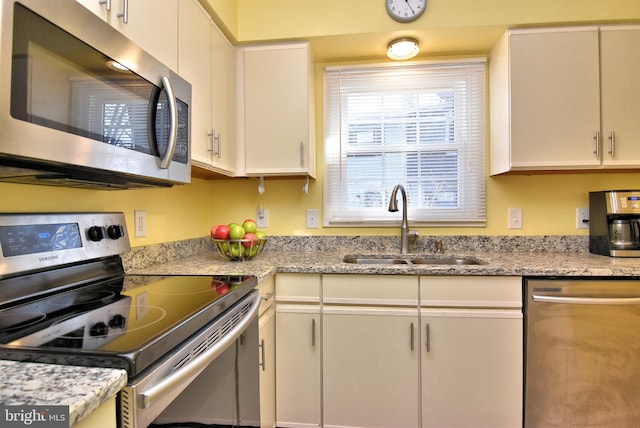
[589,190,640,257]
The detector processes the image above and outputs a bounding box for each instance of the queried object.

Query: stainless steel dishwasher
[524,278,640,427]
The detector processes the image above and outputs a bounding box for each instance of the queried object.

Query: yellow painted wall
[2,0,640,247]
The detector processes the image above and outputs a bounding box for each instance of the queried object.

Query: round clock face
[386,0,427,23]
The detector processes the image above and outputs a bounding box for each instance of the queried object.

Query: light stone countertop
[0,360,127,427]
[127,248,640,278]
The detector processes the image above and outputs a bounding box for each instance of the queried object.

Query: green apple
[255,231,267,239]
[229,224,245,240]
[242,219,257,234]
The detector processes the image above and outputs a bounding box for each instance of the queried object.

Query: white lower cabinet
[273,274,523,428]
[322,274,420,428]
[323,307,420,428]
[258,276,276,428]
[275,274,322,428]
[420,276,523,428]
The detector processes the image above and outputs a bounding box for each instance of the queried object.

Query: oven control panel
[0,212,131,277]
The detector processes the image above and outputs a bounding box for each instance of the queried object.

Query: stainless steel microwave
[0,0,191,189]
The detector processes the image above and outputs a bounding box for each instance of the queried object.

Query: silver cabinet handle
[593,131,600,157]
[117,0,128,23]
[425,323,430,352]
[410,322,415,351]
[207,129,221,159]
[259,339,266,371]
[300,141,304,167]
[159,76,178,169]
[532,294,640,305]
[608,131,616,158]
[98,0,111,11]
[311,318,316,347]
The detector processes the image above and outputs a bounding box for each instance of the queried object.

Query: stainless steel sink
[342,255,483,265]
[342,255,410,265]
[410,257,483,265]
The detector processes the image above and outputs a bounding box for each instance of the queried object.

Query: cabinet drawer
[420,276,522,308]
[275,273,321,303]
[323,274,418,306]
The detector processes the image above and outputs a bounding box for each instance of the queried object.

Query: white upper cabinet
[237,42,316,178]
[178,0,236,176]
[75,0,178,71]
[600,26,640,167]
[490,25,640,175]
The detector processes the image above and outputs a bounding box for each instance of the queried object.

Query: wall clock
[385,0,427,23]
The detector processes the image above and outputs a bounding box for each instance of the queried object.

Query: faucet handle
[434,239,444,254]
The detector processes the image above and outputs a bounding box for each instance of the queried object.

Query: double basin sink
[342,255,483,266]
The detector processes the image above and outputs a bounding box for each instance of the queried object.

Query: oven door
[0,0,191,187]
[120,292,261,428]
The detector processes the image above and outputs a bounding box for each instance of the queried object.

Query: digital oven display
[0,223,82,257]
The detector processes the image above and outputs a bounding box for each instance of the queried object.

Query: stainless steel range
[0,212,261,428]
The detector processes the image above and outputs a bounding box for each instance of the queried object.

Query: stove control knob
[109,314,126,329]
[90,322,109,338]
[107,225,124,240]
[87,226,105,242]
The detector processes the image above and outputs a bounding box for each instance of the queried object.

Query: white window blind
[323,60,486,227]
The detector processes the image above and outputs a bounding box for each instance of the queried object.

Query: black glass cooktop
[0,274,258,376]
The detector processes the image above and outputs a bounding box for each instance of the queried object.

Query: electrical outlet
[306,209,319,229]
[256,208,269,228]
[576,208,590,229]
[134,210,147,237]
[136,292,148,321]
[508,208,523,229]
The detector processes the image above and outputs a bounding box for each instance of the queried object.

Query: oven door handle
[139,293,261,409]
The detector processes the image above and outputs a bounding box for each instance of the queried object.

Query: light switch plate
[306,209,319,229]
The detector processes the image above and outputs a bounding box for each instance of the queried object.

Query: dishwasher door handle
[532,294,640,305]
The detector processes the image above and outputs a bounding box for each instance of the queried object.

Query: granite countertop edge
[0,360,127,427]
[126,249,640,278]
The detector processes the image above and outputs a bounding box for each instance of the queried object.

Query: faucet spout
[388,184,410,254]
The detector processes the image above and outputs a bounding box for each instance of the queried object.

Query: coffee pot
[590,191,640,257]
[609,219,640,249]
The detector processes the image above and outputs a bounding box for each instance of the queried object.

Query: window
[323,60,486,227]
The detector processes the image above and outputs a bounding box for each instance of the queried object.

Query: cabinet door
[600,25,640,167]
[178,0,213,169]
[242,43,315,177]
[323,306,420,428]
[259,306,276,428]
[421,309,523,428]
[75,0,110,21]
[275,306,321,427]
[78,0,178,71]
[508,28,601,169]
[210,25,236,174]
[111,0,178,71]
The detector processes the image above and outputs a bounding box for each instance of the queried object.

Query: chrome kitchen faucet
[388,184,419,254]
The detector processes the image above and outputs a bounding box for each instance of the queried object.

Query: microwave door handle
[532,294,640,305]
[139,293,261,409]
[159,76,178,169]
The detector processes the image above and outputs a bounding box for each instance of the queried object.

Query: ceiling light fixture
[387,37,419,60]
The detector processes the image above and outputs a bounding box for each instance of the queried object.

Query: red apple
[213,224,230,240]
[242,232,257,247]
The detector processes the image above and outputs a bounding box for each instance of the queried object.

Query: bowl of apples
[211,219,267,261]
